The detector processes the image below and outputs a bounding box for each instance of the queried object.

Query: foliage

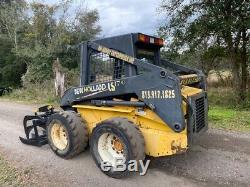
[0,0,28,87]
[0,0,28,51]
[3,80,60,105]
[159,0,249,102]
[162,45,227,76]
[208,87,250,109]
[0,0,101,88]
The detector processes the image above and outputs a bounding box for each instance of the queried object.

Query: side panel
[74,105,188,157]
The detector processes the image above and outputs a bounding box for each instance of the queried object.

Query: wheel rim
[51,122,68,150]
[98,133,126,167]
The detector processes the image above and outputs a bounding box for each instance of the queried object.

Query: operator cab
[89,33,164,83]
[80,33,204,90]
[95,33,163,65]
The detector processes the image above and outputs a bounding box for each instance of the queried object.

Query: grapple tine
[20,106,54,147]
[23,115,40,138]
[19,136,47,147]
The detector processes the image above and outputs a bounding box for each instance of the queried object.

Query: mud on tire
[90,117,145,178]
[47,111,88,159]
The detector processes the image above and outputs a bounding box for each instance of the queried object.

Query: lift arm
[61,42,186,132]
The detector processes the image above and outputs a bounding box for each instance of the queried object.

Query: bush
[208,87,250,109]
[5,80,59,105]
[64,68,80,88]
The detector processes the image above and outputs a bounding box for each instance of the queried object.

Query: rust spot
[171,141,187,154]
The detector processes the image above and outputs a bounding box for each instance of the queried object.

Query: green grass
[209,106,250,132]
[208,87,250,132]
[1,80,60,106]
[0,156,32,186]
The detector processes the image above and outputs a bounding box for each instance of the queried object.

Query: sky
[27,0,163,37]
[86,0,163,37]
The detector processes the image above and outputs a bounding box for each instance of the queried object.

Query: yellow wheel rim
[51,122,68,150]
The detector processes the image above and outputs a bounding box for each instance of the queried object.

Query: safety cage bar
[80,41,164,86]
[79,41,206,92]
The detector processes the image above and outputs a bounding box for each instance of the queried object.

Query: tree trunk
[240,28,247,102]
[230,51,242,102]
[225,30,245,103]
[53,58,65,98]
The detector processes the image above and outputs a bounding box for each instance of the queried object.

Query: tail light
[138,34,164,46]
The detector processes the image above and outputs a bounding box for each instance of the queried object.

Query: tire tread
[48,111,88,159]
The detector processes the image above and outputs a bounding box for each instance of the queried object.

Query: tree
[73,9,102,42]
[0,0,28,87]
[0,0,27,51]
[19,1,101,86]
[0,0,101,88]
[159,0,249,102]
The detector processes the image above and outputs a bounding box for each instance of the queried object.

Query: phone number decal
[141,90,175,99]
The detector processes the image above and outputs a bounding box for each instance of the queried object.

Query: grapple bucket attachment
[19,105,54,147]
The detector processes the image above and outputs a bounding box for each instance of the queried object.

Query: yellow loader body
[74,86,202,157]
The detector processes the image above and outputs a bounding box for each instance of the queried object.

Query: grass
[208,87,250,132]
[1,83,250,132]
[208,87,250,108]
[1,80,60,106]
[0,156,32,187]
[209,106,250,132]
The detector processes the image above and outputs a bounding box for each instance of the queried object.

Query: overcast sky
[27,0,163,37]
[86,0,163,37]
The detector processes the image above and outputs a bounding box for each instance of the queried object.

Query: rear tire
[47,111,88,159]
[90,117,145,178]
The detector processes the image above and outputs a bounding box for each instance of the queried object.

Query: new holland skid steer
[20,33,208,178]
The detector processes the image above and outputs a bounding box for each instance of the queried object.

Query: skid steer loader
[20,33,208,178]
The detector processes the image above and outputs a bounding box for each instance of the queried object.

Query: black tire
[90,117,145,178]
[47,111,88,159]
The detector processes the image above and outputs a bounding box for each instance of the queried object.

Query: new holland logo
[74,80,125,96]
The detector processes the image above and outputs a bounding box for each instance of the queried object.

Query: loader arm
[160,59,207,90]
[61,42,185,132]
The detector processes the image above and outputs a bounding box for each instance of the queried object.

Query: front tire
[90,117,145,178]
[47,111,88,159]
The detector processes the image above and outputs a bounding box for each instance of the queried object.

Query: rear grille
[195,97,205,132]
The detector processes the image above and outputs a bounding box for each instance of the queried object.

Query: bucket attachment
[19,105,55,147]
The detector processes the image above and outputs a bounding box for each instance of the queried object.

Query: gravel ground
[0,100,249,187]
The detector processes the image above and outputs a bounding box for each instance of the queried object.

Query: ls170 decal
[74,80,125,96]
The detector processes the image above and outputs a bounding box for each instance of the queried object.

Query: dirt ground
[0,100,249,187]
